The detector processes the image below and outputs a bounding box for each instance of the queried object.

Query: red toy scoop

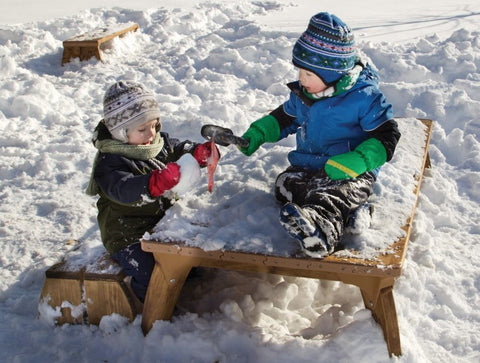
[207,137,220,193]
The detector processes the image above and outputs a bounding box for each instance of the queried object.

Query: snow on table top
[64,22,138,42]
[147,117,429,260]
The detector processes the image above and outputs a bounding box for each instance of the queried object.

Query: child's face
[298,69,327,93]
[127,119,160,145]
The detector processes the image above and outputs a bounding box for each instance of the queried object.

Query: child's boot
[279,203,334,258]
[345,203,374,234]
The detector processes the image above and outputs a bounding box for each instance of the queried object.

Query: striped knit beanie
[292,12,356,84]
[103,81,161,143]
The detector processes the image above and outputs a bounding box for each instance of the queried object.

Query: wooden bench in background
[39,249,140,325]
[140,119,433,357]
[61,23,139,65]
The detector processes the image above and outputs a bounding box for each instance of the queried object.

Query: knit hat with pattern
[292,12,356,84]
[103,81,161,143]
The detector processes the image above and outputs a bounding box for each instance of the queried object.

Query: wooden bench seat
[140,119,433,357]
[39,249,139,325]
[61,23,139,65]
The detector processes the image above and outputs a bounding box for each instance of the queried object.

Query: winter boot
[345,203,374,234]
[279,203,333,258]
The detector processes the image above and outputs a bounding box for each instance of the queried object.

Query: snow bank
[1,1,480,362]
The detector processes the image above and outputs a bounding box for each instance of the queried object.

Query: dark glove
[148,163,181,197]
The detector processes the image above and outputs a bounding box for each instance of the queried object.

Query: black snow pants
[275,166,376,246]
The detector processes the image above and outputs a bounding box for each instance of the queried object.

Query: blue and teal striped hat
[292,12,356,84]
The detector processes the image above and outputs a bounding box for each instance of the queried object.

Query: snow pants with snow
[275,167,376,247]
[111,242,154,303]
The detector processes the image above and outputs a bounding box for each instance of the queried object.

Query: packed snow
[170,153,202,196]
[1,1,480,362]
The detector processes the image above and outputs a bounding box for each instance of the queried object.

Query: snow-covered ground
[1,1,480,362]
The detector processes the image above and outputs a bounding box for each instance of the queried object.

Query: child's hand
[240,126,264,156]
[193,142,220,167]
[325,138,387,180]
[239,115,281,156]
[148,163,181,197]
[324,151,367,180]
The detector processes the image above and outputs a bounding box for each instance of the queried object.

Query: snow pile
[0,1,480,362]
[171,153,202,195]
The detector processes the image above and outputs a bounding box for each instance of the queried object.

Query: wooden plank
[39,276,83,324]
[61,23,138,65]
[84,252,125,280]
[39,251,138,325]
[141,240,402,278]
[84,279,136,324]
[63,23,139,45]
[83,252,138,323]
[44,259,82,280]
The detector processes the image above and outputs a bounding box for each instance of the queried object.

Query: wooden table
[141,119,433,357]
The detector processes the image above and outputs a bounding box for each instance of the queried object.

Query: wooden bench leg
[79,46,100,62]
[141,253,195,334]
[94,45,102,61]
[62,46,79,66]
[361,284,401,356]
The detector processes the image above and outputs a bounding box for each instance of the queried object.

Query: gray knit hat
[103,81,161,143]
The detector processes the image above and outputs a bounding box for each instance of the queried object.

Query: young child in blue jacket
[87,81,216,303]
[240,12,401,258]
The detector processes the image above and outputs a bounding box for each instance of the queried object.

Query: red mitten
[193,142,220,167]
[148,163,181,197]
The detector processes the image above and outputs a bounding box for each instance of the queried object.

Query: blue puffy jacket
[276,64,394,171]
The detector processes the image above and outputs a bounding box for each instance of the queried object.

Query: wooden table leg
[374,286,401,356]
[141,253,195,335]
[341,275,401,356]
[360,281,401,356]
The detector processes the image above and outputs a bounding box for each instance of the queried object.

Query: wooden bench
[140,119,433,357]
[39,248,140,325]
[61,23,139,65]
